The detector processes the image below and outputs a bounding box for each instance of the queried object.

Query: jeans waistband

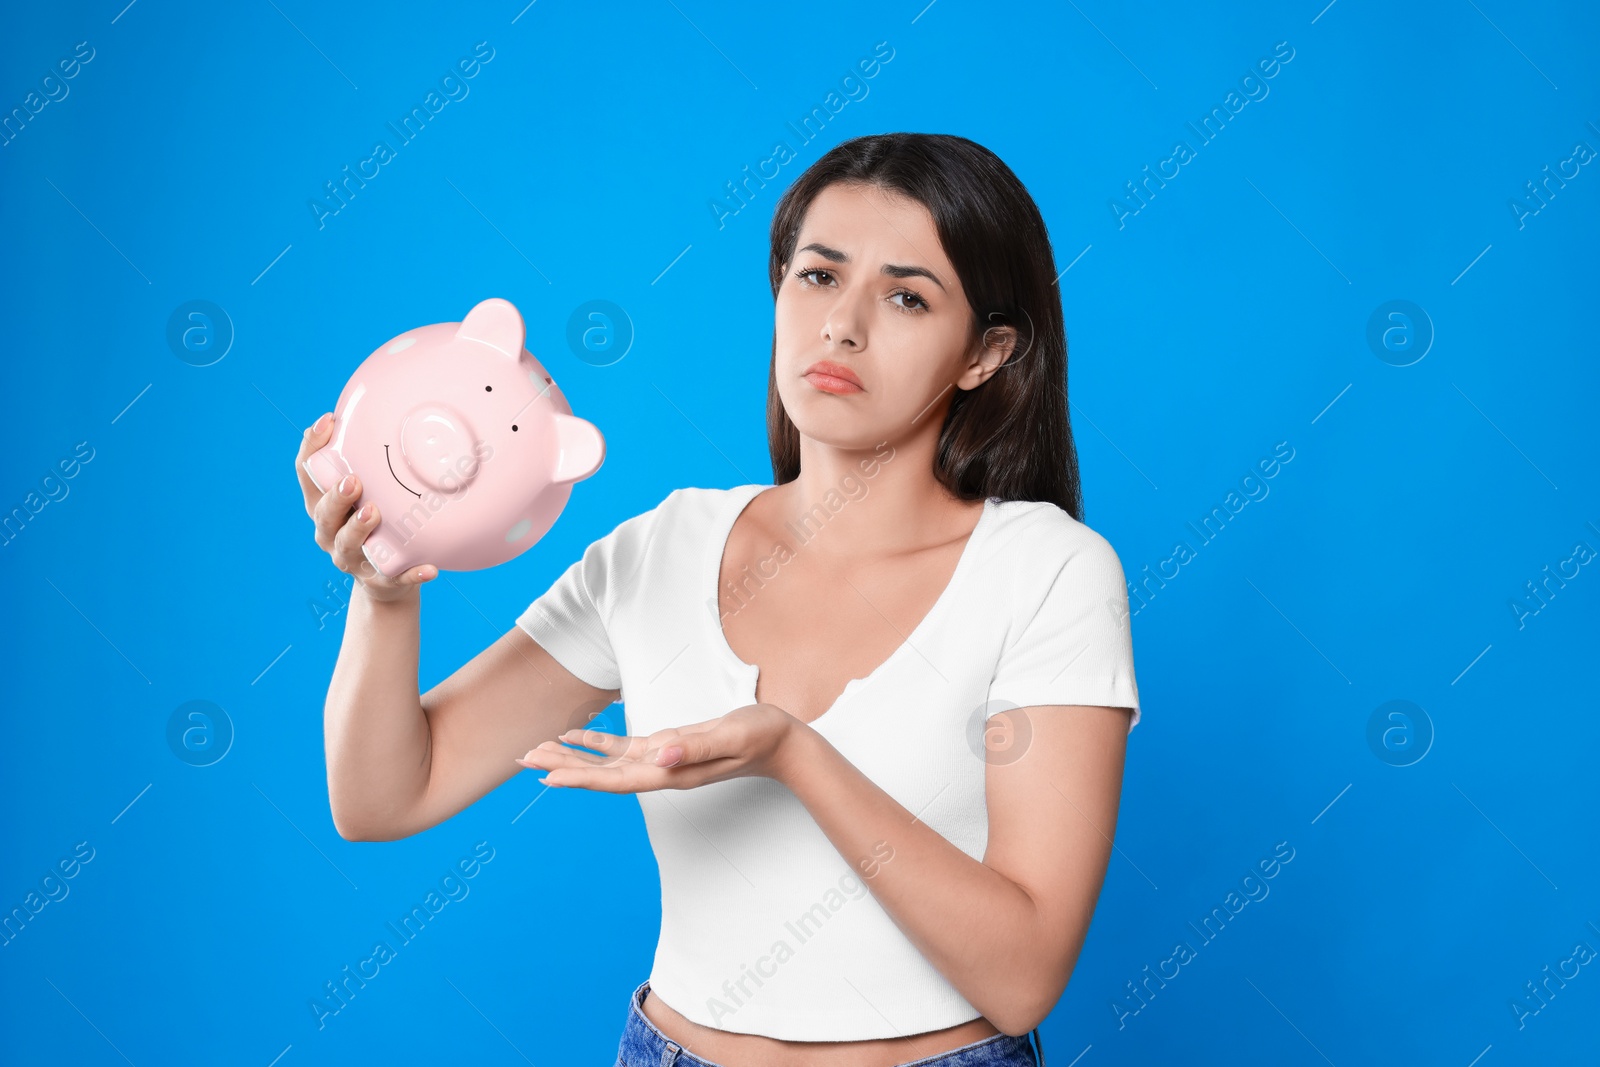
[616,980,1042,1067]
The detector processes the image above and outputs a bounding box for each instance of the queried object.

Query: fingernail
[339,475,356,495]
[658,747,682,767]
[358,504,373,521]
[313,412,332,432]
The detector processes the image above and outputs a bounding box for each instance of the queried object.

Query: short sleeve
[516,497,668,694]
[988,532,1141,732]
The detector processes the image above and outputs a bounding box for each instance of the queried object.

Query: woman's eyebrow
[796,241,946,291]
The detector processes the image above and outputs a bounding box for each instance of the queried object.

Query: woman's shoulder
[665,483,768,507]
[603,483,764,540]
[985,495,1126,556]
[649,483,767,524]
[979,500,1133,629]
[984,496,1128,571]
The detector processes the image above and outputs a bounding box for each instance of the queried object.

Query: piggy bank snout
[399,404,481,492]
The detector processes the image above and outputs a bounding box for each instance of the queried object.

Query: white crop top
[516,483,1140,1040]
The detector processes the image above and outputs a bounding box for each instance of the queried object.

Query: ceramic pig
[302,297,605,578]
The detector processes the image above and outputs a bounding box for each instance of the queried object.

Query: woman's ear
[957,323,1019,389]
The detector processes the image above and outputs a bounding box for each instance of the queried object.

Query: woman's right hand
[296,411,437,601]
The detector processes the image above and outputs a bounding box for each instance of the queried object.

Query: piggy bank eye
[511,424,519,432]
[484,385,492,391]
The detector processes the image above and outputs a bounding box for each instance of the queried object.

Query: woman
[300,132,1139,1067]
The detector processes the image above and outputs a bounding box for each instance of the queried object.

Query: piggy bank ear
[455,298,526,359]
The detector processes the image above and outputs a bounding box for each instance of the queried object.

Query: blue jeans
[616,980,1044,1067]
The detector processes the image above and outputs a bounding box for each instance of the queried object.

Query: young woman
[300,132,1139,1067]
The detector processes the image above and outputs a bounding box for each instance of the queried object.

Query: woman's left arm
[778,702,1132,1037]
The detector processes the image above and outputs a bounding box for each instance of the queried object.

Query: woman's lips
[803,361,864,394]
[804,371,864,395]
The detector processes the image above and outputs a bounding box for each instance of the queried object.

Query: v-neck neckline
[705,483,997,729]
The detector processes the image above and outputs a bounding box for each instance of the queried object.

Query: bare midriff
[639,988,1004,1067]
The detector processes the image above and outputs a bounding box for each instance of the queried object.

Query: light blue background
[2,1,1596,1063]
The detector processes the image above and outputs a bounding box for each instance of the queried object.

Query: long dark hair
[765,132,1084,522]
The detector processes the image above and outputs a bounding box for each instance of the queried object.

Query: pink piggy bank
[301,297,605,578]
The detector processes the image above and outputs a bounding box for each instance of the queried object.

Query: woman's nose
[821,292,867,347]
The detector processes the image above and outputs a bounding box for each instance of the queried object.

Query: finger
[536,764,644,793]
[650,717,729,737]
[643,721,748,767]
[557,729,649,761]
[380,561,438,586]
[540,763,678,793]
[329,496,383,577]
[518,740,612,768]
[320,492,436,587]
[547,755,746,793]
[313,471,363,556]
[295,413,336,515]
[404,564,439,585]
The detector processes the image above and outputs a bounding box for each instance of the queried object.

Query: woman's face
[773,181,1010,452]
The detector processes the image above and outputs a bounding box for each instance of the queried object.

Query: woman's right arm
[298,413,620,843]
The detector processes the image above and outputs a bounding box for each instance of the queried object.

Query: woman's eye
[795,267,926,313]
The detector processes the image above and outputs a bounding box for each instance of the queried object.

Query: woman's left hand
[515,702,805,793]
